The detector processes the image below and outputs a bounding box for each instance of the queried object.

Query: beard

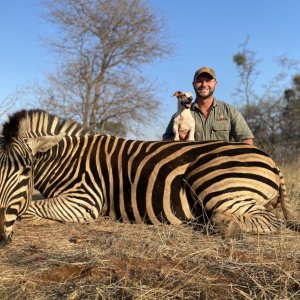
[195,87,215,100]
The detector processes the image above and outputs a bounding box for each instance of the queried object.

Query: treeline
[241,83,300,162]
[233,39,300,162]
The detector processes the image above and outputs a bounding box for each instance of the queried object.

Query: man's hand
[241,139,254,145]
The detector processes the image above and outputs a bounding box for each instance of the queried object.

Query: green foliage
[280,78,300,157]
[293,75,300,91]
[233,53,247,67]
[284,89,296,102]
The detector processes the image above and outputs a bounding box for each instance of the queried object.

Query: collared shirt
[162,98,254,142]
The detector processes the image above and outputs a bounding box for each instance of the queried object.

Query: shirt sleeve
[230,108,254,141]
[162,114,176,140]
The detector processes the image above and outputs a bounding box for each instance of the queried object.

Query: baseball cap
[193,66,216,81]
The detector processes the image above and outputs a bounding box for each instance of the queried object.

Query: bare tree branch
[38,0,173,136]
[0,88,23,117]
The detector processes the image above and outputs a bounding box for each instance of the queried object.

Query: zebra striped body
[0,110,298,244]
[0,138,34,243]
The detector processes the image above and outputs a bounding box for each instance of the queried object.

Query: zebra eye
[22,166,31,176]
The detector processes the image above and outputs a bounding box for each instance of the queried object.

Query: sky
[1,0,300,139]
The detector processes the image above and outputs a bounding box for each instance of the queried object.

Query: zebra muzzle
[0,232,13,247]
[0,208,13,247]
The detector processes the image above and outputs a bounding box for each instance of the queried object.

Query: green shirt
[162,98,254,142]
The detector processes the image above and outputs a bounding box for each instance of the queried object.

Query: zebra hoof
[223,221,244,240]
[0,232,13,247]
[211,212,244,240]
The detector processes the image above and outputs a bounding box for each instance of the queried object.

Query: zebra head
[0,110,65,246]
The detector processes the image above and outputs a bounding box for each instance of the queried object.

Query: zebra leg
[211,203,285,239]
[211,212,244,239]
[20,195,100,223]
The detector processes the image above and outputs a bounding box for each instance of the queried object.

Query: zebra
[0,109,298,245]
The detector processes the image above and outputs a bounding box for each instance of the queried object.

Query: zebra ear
[26,132,65,155]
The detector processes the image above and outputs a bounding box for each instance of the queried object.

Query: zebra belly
[105,163,195,225]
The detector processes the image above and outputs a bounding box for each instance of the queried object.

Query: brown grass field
[0,162,300,300]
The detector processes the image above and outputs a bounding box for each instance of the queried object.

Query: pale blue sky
[1,0,300,139]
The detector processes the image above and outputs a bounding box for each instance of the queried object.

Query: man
[162,66,254,145]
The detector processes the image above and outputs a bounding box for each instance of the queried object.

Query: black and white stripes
[0,109,298,244]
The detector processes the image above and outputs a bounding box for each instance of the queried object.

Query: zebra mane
[2,109,88,142]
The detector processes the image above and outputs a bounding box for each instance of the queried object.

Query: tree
[0,88,34,136]
[233,36,261,116]
[281,75,300,156]
[0,88,23,121]
[233,38,299,160]
[37,0,172,135]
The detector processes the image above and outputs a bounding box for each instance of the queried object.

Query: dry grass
[0,163,300,300]
[1,219,300,300]
[280,161,300,211]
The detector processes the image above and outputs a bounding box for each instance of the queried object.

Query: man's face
[193,73,217,99]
